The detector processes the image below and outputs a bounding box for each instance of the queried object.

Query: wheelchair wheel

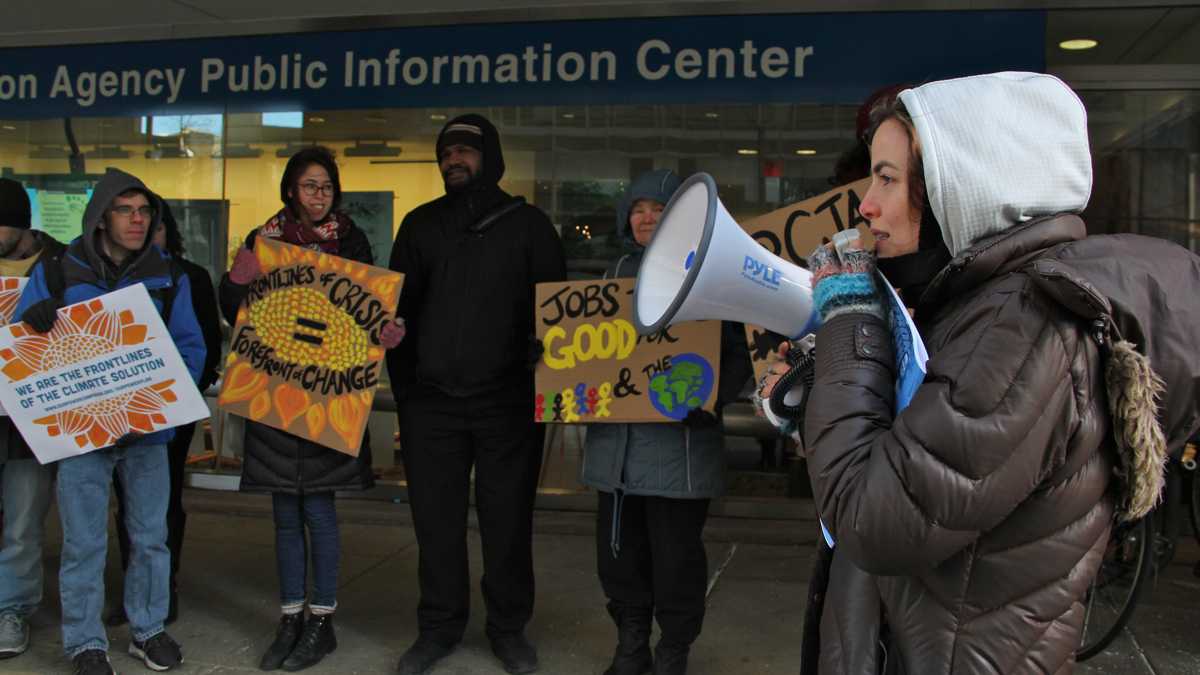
[1077,517,1153,661]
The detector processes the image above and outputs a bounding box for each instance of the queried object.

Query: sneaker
[129,632,183,672]
[490,632,539,674]
[396,636,454,675]
[0,612,30,659]
[72,649,115,675]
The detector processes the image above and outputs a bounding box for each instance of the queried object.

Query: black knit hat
[0,178,31,229]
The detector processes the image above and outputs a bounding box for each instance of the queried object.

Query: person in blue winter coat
[14,168,205,675]
[580,169,752,675]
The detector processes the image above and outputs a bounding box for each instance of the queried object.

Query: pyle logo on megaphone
[742,255,782,290]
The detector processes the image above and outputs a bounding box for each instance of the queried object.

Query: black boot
[604,602,653,675]
[258,613,304,671]
[652,641,689,675]
[489,632,539,674]
[281,614,337,672]
[396,636,454,675]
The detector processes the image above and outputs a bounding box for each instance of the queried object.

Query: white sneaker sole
[0,635,29,659]
[127,643,182,672]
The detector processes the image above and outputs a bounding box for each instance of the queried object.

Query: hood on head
[81,167,163,272]
[616,169,682,247]
[435,113,505,189]
[899,72,1092,257]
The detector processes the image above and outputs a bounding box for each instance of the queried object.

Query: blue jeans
[0,458,53,616]
[57,444,169,657]
[272,492,339,610]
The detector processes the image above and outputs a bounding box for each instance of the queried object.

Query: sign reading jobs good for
[739,178,871,380]
[219,239,403,456]
[0,284,209,463]
[534,278,720,424]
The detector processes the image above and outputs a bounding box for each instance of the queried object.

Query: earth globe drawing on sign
[648,352,715,421]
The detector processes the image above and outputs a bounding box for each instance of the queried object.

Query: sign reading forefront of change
[219,238,403,456]
[534,278,720,424]
[738,177,872,381]
[0,284,209,463]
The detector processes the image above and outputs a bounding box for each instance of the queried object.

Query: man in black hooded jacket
[387,114,565,675]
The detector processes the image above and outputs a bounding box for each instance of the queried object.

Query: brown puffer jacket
[804,215,1116,674]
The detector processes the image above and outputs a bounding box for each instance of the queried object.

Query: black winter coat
[386,192,565,398]
[803,216,1114,675]
[218,222,375,494]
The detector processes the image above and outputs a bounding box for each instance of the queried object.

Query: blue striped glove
[808,244,884,323]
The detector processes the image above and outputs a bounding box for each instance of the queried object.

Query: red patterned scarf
[258,207,350,255]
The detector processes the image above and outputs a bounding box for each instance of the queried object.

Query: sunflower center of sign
[249,287,368,370]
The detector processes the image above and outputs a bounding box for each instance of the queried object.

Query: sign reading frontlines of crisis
[534,278,721,424]
[739,178,872,380]
[0,285,210,463]
[219,239,403,456]
[0,12,1044,118]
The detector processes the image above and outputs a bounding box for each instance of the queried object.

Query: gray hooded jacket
[580,169,726,502]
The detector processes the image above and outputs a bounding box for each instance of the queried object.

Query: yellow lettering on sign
[541,319,638,370]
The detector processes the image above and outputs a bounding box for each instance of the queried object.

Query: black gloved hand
[21,297,63,333]
[526,335,545,371]
[115,432,145,448]
[682,408,720,429]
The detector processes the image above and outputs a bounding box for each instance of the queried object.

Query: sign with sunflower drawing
[0,284,210,463]
[219,238,403,456]
[0,277,29,416]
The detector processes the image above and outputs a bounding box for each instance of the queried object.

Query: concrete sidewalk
[6,489,1200,674]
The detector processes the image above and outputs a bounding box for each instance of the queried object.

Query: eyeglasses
[298,182,336,197]
[110,205,155,219]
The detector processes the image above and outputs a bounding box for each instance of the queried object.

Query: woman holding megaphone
[581,169,751,675]
[757,74,1165,674]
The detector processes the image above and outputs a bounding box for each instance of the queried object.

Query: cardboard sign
[0,285,210,463]
[0,277,29,416]
[534,278,720,424]
[219,238,403,456]
[739,178,872,379]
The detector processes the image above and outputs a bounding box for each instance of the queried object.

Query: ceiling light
[307,116,325,124]
[429,114,447,121]
[795,149,817,156]
[365,114,388,123]
[737,148,758,156]
[704,112,720,119]
[561,113,575,119]
[1,125,15,131]
[1059,39,1098,51]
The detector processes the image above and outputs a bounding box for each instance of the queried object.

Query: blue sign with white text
[0,11,1044,119]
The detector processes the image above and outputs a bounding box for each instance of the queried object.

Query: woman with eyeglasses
[218,146,405,672]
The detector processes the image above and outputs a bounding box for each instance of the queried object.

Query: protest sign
[739,178,872,379]
[0,277,29,416]
[0,284,209,463]
[219,238,403,456]
[534,278,720,424]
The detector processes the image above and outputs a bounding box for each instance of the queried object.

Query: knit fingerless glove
[808,245,885,323]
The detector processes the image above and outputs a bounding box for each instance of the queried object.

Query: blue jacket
[13,169,206,448]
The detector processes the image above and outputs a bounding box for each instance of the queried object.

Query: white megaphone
[632,172,820,426]
[633,172,819,341]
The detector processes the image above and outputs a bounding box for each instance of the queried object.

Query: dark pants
[272,492,340,609]
[596,491,710,647]
[399,389,544,646]
[115,421,193,583]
